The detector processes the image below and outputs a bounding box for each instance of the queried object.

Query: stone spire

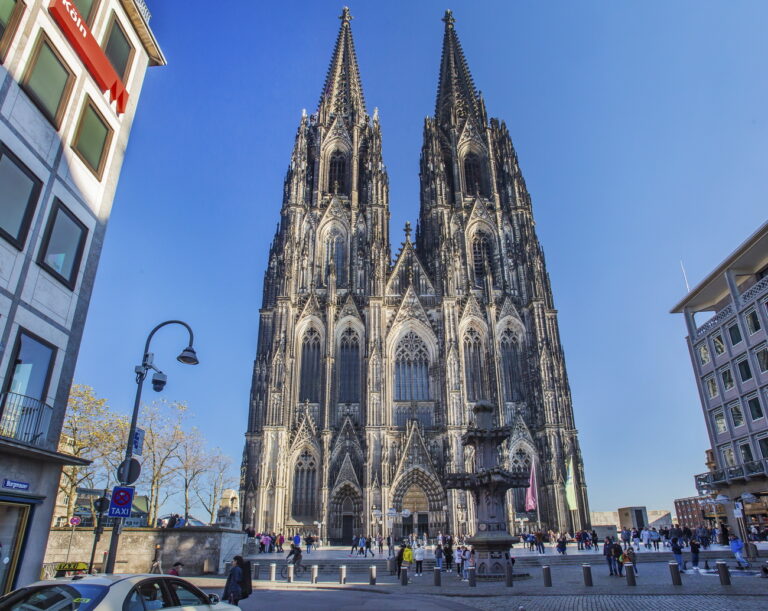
[317,6,367,126]
[435,10,483,130]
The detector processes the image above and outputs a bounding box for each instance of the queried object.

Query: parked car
[0,574,236,610]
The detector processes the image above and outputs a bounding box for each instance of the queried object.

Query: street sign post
[132,428,145,457]
[69,516,81,526]
[116,458,141,485]
[108,486,135,518]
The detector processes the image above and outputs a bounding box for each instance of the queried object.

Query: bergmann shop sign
[3,479,30,490]
[48,0,129,113]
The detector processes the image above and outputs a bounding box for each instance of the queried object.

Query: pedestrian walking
[223,556,245,606]
[603,537,617,576]
[444,541,454,573]
[671,537,684,572]
[414,544,425,576]
[611,540,624,576]
[729,535,750,569]
[434,544,444,571]
[690,538,700,571]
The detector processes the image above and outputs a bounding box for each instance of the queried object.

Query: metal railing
[741,275,768,306]
[695,459,768,491]
[0,392,53,447]
[133,0,152,23]
[695,304,734,338]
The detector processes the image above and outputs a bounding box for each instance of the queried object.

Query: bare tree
[194,449,236,525]
[174,426,207,521]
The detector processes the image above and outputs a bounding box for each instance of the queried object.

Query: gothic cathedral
[241,9,590,542]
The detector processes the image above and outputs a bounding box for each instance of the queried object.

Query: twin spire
[317,8,480,127]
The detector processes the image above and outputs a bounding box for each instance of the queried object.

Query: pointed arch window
[464,152,486,196]
[329,150,348,195]
[291,449,317,517]
[338,327,360,403]
[463,328,485,401]
[472,232,493,287]
[394,331,430,401]
[324,231,346,287]
[299,328,322,403]
[500,329,523,402]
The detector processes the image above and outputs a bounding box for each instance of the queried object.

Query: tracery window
[338,327,360,403]
[463,328,485,401]
[329,150,347,195]
[325,231,346,286]
[299,328,322,403]
[291,449,317,517]
[464,152,485,196]
[394,331,430,401]
[472,232,493,287]
[500,329,523,402]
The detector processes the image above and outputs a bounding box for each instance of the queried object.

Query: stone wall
[44,527,246,575]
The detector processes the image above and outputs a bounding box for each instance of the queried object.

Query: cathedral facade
[241,8,590,542]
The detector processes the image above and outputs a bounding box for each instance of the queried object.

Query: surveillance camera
[151,372,167,392]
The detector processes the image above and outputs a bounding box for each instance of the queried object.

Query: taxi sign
[55,562,88,572]
[108,486,135,518]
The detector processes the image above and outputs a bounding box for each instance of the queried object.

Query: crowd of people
[243,528,320,554]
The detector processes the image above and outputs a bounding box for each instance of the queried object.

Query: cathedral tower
[241,9,589,541]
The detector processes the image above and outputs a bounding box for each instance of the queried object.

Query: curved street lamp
[104,320,198,573]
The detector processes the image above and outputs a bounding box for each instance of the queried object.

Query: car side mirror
[208,593,220,604]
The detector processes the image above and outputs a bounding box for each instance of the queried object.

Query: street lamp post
[104,320,198,573]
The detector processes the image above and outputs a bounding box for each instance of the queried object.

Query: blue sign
[3,479,30,491]
[108,486,135,518]
[132,428,145,457]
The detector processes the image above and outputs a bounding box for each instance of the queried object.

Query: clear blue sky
[74,0,768,515]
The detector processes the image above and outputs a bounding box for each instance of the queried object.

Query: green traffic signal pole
[104,320,198,574]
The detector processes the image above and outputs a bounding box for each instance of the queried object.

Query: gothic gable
[392,420,437,483]
[333,452,361,489]
[498,296,521,322]
[467,197,495,231]
[299,292,323,321]
[290,407,320,454]
[337,293,362,321]
[386,241,436,296]
[390,286,434,333]
[460,293,486,326]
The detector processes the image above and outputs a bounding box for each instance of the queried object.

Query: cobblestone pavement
[460,595,768,611]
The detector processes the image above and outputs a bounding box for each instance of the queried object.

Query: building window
[291,449,317,518]
[4,329,55,401]
[759,437,768,460]
[728,323,743,346]
[0,143,42,250]
[298,328,322,403]
[705,376,718,399]
[103,14,134,82]
[73,0,98,25]
[463,152,487,196]
[472,232,494,288]
[737,359,753,383]
[463,328,486,401]
[72,98,113,178]
[730,403,745,428]
[740,442,754,463]
[324,231,346,287]
[712,333,726,356]
[0,0,24,62]
[328,151,347,195]
[756,346,768,373]
[394,331,430,401]
[500,329,523,402]
[747,396,764,421]
[746,310,761,335]
[696,343,711,366]
[37,200,87,289]
[713,410,727,434]
[21,33,74,127]
[720,446,735,467]
[720,368,734,391]
[337,327,360,403]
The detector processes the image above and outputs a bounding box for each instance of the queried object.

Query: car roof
[22,574,185,588]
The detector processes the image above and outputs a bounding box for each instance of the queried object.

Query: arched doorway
[329,483,363,544]
[402,485,429,537]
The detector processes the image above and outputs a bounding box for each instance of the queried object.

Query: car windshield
[0,583,108,611]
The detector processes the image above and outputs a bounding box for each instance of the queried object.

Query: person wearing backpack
[223,555,245,605]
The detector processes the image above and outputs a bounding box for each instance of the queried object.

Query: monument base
[466,532,516,579]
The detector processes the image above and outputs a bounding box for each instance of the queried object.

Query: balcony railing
[0,392,53,448]
[695,304,734,339]
[694,459,768,491]
[741,275,768,307]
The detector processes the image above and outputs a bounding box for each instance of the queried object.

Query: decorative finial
[442,9,455,28]
[404,221,412,242]
[302,108,307,117]
[340,6,352,24]
[373,107,379,122]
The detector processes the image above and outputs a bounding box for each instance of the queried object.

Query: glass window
[740,443,754,463]
[0,502,29,594]
[73,0,97,25]
[746,310,761,335]
[129,580,173,610]
[748,396,764,420]
[38,201,87,288]
[168,581,208,606]
[730,403,745,427]
[0,582,107,611]
[22,34,73,126]
[713,411,727,434]
[0,0,23,63]
[720,368,735,390]
[712,333,726,355]
[721,446,736,467]
[706,376,718,399]
[759,437,768,460]
[103,16,133,81]
[756,346,768,373]
[737,359,753,383]
[728,323,743,346]
[5,330,55,400]
[0,144,42,250]
[72,99,113,178]
[697,343,711,366]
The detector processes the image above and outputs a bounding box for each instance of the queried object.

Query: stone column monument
[446,401,530,578]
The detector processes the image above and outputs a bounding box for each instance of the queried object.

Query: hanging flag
[525,460,537,511]
[565,456,577,510]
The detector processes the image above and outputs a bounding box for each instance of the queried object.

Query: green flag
[565,456,577,510]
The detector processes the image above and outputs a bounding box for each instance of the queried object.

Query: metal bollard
[400,566,408,585]
[252,563,260,580]
[582,563,592,587]
[269,563,276,582]
[542,565,552,587]
[716,561,731,586]
[311,565,318,584]
[505,562,514,587]
[286,564,294,583]
[434,566,442,586]
[668,561,682,586]
[468,567,476,587]
[369,565,376,585]
[625,563,636,586]
[339,565,347,584]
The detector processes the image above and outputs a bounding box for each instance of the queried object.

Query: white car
[0,574,238,610]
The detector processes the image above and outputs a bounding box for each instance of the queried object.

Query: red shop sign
[48,0,128,113]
